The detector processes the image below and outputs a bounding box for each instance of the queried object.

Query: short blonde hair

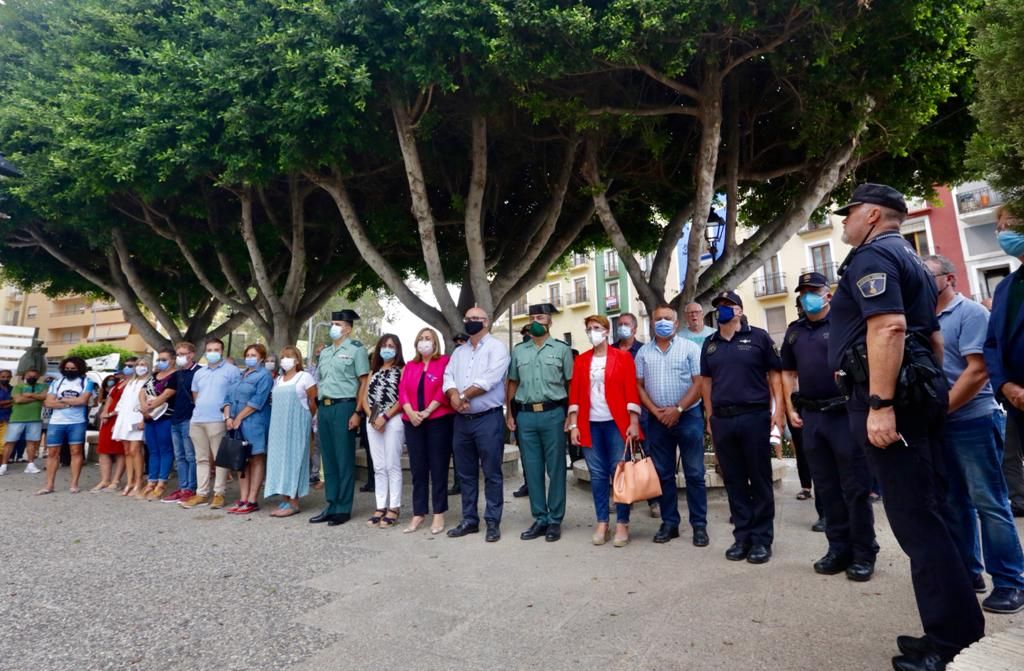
[412,327,443,363]
[584,314,610,330]
[278,345,304,371]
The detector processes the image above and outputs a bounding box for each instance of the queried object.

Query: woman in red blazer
[568,315,642,547]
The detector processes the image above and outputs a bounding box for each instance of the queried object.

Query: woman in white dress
[264,346,318,518]
[112,362,150,497]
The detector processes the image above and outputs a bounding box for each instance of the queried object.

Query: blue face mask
[206,351,222,365]
[379,348,396,361]
[329,324,344,340]
[122,366,134,376]
[800,292,827,315]
[654,319,675,338]
[717,305,736,323]
[244,356,259,368]
[155,360,170,371]
[997,231,1024,258]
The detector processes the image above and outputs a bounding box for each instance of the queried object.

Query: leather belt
[461,406,503,420]
[515,400,566,413]
[713,403,770,419]
[800,396,848,412]
[318,397,356,407]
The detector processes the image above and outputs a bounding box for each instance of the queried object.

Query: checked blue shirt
[635,335,702,410]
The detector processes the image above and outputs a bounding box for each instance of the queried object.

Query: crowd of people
[2,183,1024,670]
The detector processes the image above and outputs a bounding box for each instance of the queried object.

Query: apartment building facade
[16,291,149,362]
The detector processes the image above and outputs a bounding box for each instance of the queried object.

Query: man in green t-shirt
[0,368,48,475]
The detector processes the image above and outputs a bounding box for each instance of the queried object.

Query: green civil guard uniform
[508,336,574,525]
[317,338,369,516]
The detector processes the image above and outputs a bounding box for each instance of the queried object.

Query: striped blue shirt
[635,336,702,409]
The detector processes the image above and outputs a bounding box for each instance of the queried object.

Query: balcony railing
[548,295,563,309]
[605,265,619,278]
[800,263,840,285]
[799,215,832,234]
[957,186,1004,214]
[754,272,788,297]
[571,253,590,267]
[512,301,529,317]
[565,289,590,305]
[605,295,620,312]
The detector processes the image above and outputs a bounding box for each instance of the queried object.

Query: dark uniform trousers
[318,400,358,515]
[711,408,774,546]
[453,408,505,526]
[790,423,824,518]
[801,408,877,562]
[848,386,984,660]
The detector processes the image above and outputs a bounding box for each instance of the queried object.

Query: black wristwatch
[868,395,894,410]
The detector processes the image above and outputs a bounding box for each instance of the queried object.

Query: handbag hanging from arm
[215,429,252,475]
[612,437,662,504]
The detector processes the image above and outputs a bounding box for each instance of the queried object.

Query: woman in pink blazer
[398,327,455,534]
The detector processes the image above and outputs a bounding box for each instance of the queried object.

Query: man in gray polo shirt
[926,255,1024,615]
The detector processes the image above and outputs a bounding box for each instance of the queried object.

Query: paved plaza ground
[0,460,1021,671]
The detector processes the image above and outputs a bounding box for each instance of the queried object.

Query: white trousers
[367,415,405,509]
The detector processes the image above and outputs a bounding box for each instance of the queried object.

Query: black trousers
[1003,407,1024,510]
[453,410,505,525]
[802,409,877,562]
[848,387,984,660]
[791,422,824,517]
[405,415,453,516]
[711,409,774,546]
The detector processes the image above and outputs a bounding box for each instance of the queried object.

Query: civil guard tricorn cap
[453,332,469,343]
[710,290,743,309]
[794,271,829,292]
[331,309,360,323]
[528,303,560,315]
[832,183,908,216]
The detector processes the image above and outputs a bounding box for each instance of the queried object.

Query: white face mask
[280,357,296,372]
[416,340,435,356]
[175,355,188,368]
[264,361,277,371]
[135,365,149,377]
[588,329,607,346]
[329,324,344,340]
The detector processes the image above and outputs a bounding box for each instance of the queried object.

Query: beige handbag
[612,438,662,504]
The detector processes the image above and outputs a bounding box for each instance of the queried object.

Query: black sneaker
[972,574,987,593]
[982,587,1024,614]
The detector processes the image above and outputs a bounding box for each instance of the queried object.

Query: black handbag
[215,430,251,474]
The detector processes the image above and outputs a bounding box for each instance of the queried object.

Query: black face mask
[464,321,485,336]
[0,379,10,387]
[63,370,80,380]
[25,377,38,385]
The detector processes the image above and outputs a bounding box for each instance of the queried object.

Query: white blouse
[588,355,612,422]
[275,371,316,411]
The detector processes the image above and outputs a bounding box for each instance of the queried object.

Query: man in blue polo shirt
[926,255,1024,615]
[180,337,240,510]
[636,304,708,547]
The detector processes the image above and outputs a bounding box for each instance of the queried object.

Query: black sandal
[379,508,400,528]
[367,509,386,527]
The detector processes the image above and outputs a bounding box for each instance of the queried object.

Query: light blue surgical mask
[205,351,222,365]
[156,360,170,371]
[122,366,134,376]
[997,230,1024,258]
[800,292,827,315]
[329,324,344,340]
[616,325,633,340]
[379,347,396,361]
[654,319,675,338]
[244,356,259,368]
[717,305,736,323]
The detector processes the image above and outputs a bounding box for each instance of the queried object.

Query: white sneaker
[24,462,41,474]
[0,464,7,476]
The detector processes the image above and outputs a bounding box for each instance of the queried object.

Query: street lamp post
[704,209,725,259]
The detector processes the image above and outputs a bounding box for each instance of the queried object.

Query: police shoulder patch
[786,331,798,345]
[706,342,717,355]
[351,340,364,348]
[856,273,887,298]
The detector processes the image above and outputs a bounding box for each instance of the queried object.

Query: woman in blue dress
[222,343,273,515]
[264,345,318,517]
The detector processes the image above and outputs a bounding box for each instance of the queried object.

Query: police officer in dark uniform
[782,271,878,581]
[828,184,984,671]
[700,290,785,564]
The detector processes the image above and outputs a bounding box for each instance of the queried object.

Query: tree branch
[110,227,183,341]
[463,113,492,315]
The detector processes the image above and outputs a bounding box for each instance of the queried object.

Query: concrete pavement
[0,460,1020,670]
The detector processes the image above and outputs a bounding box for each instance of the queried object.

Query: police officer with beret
[782,271,878,581]
[828,184,984,670]
[700,290,785,564]
[506,304,574,542]
[312,309,369,526]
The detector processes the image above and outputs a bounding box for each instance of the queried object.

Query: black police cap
[453,333,469,343]
[528,303,559,315]
[331,309,360,323]
[833,183,908,216]
[794,271,829,292]
[711,290,743,309]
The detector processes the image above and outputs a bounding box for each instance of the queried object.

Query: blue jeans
[645,407,707,528]
[944,410,1024,590]
[144,418,174,482]
[170,420,197,491]
[582,421,631,524]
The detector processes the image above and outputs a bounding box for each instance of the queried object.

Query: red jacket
[568,346,643,448]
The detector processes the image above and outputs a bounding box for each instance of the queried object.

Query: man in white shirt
[444,307,511,542]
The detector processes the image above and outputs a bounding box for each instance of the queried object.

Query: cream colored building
[509,248,682,350]
[18,291,149,362]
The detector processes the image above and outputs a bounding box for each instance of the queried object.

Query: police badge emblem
[856,273,887,298]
